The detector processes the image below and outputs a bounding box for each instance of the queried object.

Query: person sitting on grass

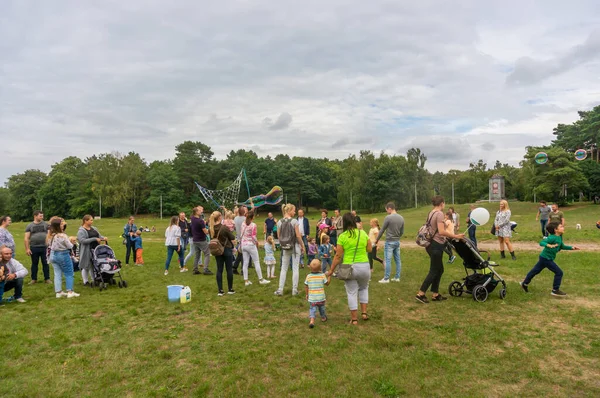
[520,222,579,297]
[0,245,29,303]
[305,259,329,328]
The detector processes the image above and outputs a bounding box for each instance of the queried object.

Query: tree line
[2,106,599,221]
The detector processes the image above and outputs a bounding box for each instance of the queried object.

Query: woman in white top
[164,216,183,275]
[495,200,516,260]
[47,217,79,298]
[240,210,270,287]
[274,204,306,296]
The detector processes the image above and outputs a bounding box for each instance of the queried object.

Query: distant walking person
[375,202,404,283]
[24,211,51,284]
[191,206,212,275]
[77,215,107,286]
[548,204,565,226]
[466,204,477,248]
[495,200,516,260]
[123,216,137,266]
[536,201,551,237]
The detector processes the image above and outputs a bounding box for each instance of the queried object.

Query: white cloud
[1,0,600,183]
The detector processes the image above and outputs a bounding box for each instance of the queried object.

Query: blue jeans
[51,250,74,292]
[1,278,24,300]
[321,257,332,273]
[384,241,401,280]
[165,245,183,270]
[181,236,189,255]
[299,236,309,265]
[468,225,477,248]
[524,256,563,290]
[309,303,327,319]
[540,219,548,237]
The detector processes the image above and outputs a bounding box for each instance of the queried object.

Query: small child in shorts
[304,259,329,328]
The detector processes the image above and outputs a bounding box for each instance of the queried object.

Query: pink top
[240,222,257,246]
[223,219,235,232]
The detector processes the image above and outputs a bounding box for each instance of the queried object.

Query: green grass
[3,205,600,397]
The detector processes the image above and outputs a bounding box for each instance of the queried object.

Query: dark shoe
[510,252,516,260]
[227,290,236,295]
[431,295,448,301]
[217,290,224,297]
[248,264,254,269]
[28,280,37,285]
[44,279,52,285]
[233,269,240,275]
[551,289,567,297]
[520,281,529,293]
[500,251,506,259]
[309,323,315,329]
[448,255,456,264]
[203,269,213,275]
[415,294,429,304]
[193,270,201,275]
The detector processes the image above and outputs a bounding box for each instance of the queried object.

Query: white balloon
[470,207,490,226]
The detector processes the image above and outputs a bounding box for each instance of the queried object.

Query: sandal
[321,316,328,322]
[349,319,358,325]
[361,312,369,321]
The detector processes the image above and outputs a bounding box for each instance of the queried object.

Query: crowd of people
[0,197,583,322]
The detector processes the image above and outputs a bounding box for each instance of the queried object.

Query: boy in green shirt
[520,222,579,296]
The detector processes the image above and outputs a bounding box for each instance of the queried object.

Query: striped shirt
[304,272,327,303]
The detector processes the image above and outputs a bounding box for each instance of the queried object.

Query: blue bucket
[167,285,184,302]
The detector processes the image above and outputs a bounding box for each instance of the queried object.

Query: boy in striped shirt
[305,259,329,328]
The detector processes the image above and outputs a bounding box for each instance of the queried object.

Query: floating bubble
[238,186,283,208]
[575,149,587,161]
[534,152,548,165]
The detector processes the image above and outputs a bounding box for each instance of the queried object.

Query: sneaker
[203,269,213,275]
[45,279,53,285]
[415,294,429,304]
[292,290,298,296]
[218,291,225,297]
[56,292,68,298]
[391,278,400,282]
[274,290,283,296]
[182,267,189,272]
[16,298,26,303]
[520,281,529,293]
[448,255,456,264]
[28,280,37,285]
[378,278,390,284]
[227,290,236,295]
[551,289,567,297]
[193,270,201,275]
[259,279,271,285]
[245,280,253,286]
[164,270,169,276]
[180,268,186,273]
[67,291,80,298]
[4,296,15,302]
[309,323,315,329]
[431,295,447,301]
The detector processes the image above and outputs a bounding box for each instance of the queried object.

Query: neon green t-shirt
[337,229,369,264]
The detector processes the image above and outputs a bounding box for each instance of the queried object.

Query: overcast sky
[1,0,600,184]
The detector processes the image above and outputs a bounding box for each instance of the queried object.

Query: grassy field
[2,203,600,397]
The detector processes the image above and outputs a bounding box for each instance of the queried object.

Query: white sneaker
[67,291,80,298]
[16,298,26,303]
[259,279,271,285]
[391,278,400,282]
[379,278,390,284]
[56,292,68,298]
[164,270,169,276]
[245,280,252,286]
[274,290,283,296]
[180,268,187,273]
[292,290,298,296]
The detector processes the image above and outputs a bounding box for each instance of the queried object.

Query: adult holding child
[415,196,464,304]
[209,211,236,296]
[0,216,16,255]
[326,212,371,325]
[123,216,137,266]
[240,210,270,287]
[274,204,306,296]
[48,217,80,298]
[78,215,107,286]
[495,200,516,260]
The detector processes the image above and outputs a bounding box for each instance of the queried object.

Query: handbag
[209,225,225,256]
[490,211,498,236]
[336,230,361,281]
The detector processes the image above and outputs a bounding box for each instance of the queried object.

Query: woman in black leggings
[209,211,236,296]
[416,196,464,304]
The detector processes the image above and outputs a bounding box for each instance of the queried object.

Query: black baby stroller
[91,245,128,290]
[447,238,506,302]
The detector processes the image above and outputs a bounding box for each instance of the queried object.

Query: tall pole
[160,195,163,220]
[452,182,455,205]
[350,191,353,212]
[40,198,43,212]
[414,183,418,208]
[533,190,536,203]
[99,196,102,219]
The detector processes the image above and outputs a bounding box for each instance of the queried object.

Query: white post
[160,195,163,220]
[452,182,455,205]
[40,198,43,212]
[99,196,102,219]
[414,183,417,208]
[533,190,536,203]
[350,191,353,212]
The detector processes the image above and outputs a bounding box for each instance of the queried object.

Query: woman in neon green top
[327,212,372,325]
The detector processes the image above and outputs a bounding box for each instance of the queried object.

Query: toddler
[264,235,277,278]
[443,211,456,264]
[223,211,236,232]
[307,237,318,264]
[130,230,144,266]
[69,236,80,272]
[520,222,579,296]
[367,218,383,270]
[318,235,334,273]
[304,259,329,328]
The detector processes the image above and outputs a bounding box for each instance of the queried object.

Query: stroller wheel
[118,281,123,288]
[472,285,488,302]
[448,281,463,297]
[122,280,128,288]
[499,288,507,300]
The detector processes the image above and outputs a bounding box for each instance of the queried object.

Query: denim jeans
[1,278,24,299]
[320,257,332,273]
[125,239,136,265]
[524,256,563,290]
[540,220,548,237]
[384,240,401,280]
[51,250,74,292]
[299,236,309,265]
[181,236,189,256]
[309,303,327,319]
[165,245,183,270]
[30,246,50,281]
[468,225,477,248]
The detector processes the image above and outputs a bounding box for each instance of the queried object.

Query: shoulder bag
[336,231,361,281]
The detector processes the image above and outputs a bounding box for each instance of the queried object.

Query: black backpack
[279,218,296,250]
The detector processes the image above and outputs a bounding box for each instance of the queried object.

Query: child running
[520,222,579,296]
[307,237,318,264]
[304,259,329,328]
[367,218,383,271]
[318,234,334,273]
[264,235,277,279]
[130,230,144,266]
